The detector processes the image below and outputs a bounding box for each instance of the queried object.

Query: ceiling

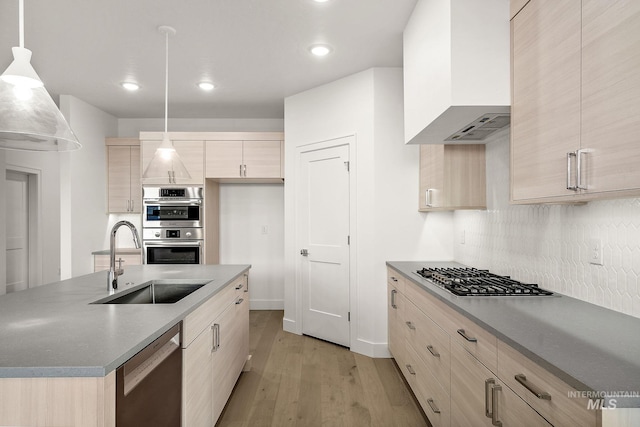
[0,0,417,119]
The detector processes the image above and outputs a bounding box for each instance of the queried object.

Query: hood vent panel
[445,114,511,142]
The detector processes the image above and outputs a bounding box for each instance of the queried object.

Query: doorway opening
[5,168,41,293]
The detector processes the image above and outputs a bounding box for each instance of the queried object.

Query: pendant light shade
[142,25,191,182]
[0,1,81,151]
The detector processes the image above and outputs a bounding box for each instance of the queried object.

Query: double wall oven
[142,186,204,264]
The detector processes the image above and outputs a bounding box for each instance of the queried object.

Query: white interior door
[5,171,30,293]
[298,142,351,347]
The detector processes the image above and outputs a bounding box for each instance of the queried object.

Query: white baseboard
[282,316,301,335]
[350,338,392,358]
[249,299,284,310]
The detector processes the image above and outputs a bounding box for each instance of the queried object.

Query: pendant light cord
[19,0,24,48]
[164,30,169,134]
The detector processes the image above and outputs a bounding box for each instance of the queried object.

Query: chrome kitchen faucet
[108,221,141,293]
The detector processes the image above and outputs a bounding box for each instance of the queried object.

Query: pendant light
[142,25,191,183]
[0,0,81,151]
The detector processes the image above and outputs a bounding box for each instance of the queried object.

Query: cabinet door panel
[182,326,214,427]
[107,146,132,213]
[129,146,141,213]
[419,145,445,209]
[212,300,244,422]
[205,141,243,178]
[387,282,406,370]
[510,0,582,202]
[581,0,640,195]
[243,140,282,178]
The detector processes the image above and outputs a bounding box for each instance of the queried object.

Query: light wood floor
[216,310,430,427]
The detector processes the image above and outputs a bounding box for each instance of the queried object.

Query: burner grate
[415,267,553,296]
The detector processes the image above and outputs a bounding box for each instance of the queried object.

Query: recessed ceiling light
[121,82,140,91]
[313,0,331,3]
[198,82,215,91]
[309,44,332,57]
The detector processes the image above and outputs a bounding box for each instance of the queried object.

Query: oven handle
[144,241,202,247]
[143,199,202,205]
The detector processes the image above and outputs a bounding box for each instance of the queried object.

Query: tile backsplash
[454,133,640,319]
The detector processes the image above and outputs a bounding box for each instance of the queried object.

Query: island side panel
[0,371,116,427]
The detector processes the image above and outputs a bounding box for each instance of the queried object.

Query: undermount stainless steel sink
[93,280,210,304]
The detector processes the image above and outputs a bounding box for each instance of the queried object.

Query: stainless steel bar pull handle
[236,298,244,305]
[405,321,416,330]
[391,289,397,309]
[577,148,588,190]
[485,378,495,418]
[427,345,440,358]
[457,328,478,342]
[515,374,551,400]
[239,164,243,177]
[425,189,434,207]
[211,323,220,352]
[427,398,441,414]
[492,384,503,426]
[235,283,244,290]
[567,151,578,190]
[405,364,416,375]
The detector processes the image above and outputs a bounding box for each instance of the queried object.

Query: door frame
[5,164,42,288]
[294,135,357,348]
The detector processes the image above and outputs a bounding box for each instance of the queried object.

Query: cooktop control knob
[185,231,192,238]
[155,231,161,237]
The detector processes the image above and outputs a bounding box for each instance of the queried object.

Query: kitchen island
[388,261,640,426]
[0,264,250,426]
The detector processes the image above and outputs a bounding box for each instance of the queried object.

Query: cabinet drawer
[405,344,451,427]
[497,340,598,427]
[405,280,497,373]
[387,268,406,294]
[405,300,451,394]
[183,281,236,348]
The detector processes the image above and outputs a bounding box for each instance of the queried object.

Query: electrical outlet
[460,230,466,245]
[589,238,604,266]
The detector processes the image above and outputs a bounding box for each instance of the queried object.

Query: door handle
[300,249,309,256]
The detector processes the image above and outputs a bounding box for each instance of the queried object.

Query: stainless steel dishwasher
[116,323,182,427]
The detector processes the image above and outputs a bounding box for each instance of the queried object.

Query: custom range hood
[403,0,510,144]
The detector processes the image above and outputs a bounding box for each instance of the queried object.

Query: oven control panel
[143,228,203,241]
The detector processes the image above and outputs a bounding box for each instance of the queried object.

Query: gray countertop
[91,248,141,255]
[387,261,640,408]
[0,264,250,378]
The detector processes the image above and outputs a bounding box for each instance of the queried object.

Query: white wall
[219,183,284,309]
[60,95,118,278]
[284,68,453,357]
[454,132,640,319]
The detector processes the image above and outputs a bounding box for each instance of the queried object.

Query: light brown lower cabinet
[182,273,250,426]
[451,341,551,427]
[387,266,601,427]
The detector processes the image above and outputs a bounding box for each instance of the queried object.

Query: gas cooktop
[415,267,553,297]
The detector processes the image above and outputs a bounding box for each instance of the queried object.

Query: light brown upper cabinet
[205,133,283,181]
[419,144,486,212]
[511,0,640,203]
[139,135,204,185]
[106,138,141,213]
